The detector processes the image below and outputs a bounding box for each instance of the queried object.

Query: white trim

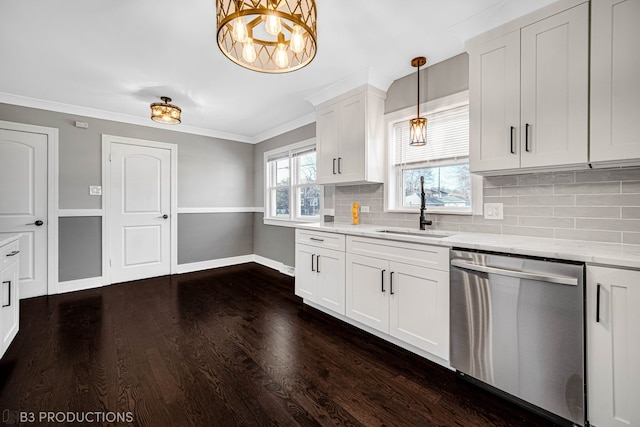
[102,134,179,286]
[177,254,295,277]
[0,120,59,296]
[305,69,393,107]
[43,255,291,295]
[57,276,104,294]
[0,92,316,145]
[178,207,264,214]
[58,209,104,217]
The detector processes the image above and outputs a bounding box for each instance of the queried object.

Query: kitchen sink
[377,229,451,239]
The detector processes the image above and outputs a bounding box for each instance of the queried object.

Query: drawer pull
[6,250,20,257]
[2,280,10,308]
[309,237,325,242]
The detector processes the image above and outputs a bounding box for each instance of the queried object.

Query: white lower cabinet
[1,238,20,358]
[295,230,346,315]
[345,236,450,360]
[587,265,640,427]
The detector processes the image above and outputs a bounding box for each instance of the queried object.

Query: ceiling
[0,0,557,143]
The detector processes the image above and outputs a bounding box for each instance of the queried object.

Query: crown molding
[305,67,394,107]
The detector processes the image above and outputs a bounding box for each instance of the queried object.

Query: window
[265,139,321,223]
[386,91,481,214]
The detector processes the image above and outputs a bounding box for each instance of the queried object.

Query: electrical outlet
[89,185,102,196]
[360,206,370,213]
[484,203,503,220]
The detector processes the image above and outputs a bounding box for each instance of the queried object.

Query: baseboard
[53,255,293,295]
[56,276,104,294]
[176,254,294,276]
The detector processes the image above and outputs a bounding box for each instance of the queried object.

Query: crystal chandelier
[216,0,317,73]
[409,57,427,146]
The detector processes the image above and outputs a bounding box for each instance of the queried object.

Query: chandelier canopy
[216,0,317,73]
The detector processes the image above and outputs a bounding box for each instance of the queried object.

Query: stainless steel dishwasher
[450,249,585,426]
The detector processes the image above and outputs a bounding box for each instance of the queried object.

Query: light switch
[89,186,102,196]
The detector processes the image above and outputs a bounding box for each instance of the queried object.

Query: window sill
[385,208,473,216]
[263,218,319,228]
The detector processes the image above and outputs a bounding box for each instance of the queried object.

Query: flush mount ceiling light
[409,56,427,146]
[150,96,182,125]
[216,0,317,73]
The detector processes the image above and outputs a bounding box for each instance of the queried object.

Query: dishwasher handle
[451,259,578,286]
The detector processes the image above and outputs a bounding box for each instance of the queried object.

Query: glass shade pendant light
[150,96,181,125]
[216,0,317,73]
[409,56,427,146]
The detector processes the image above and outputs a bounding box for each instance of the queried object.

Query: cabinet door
[388,262,449,360]
[520,3,588,169]
[295,244,318,301]
[590,0,640,163]
[316,104,340,184]
[0,261,19,358]
[469,30,521,173]
[316,248,346,315]
[337,92,366,183]
[587,266,640,427]
[345,253,389,332]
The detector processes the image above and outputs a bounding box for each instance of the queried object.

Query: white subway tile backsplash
[333,167,640,245]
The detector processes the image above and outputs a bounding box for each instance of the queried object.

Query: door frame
[101,134,178,285]
[0,120,59,296]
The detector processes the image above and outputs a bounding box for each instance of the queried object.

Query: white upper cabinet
[315,85,385,185]
[590,0,640,165]
[469,1,589,175]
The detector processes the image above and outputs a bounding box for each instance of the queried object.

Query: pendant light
[409,56,427,146]
[150,97,182,125]
[216,0,317,73]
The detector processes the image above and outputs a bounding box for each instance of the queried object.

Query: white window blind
[394,104,469,166]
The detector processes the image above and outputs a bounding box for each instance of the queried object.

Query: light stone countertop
[0,234,21,248]
[297,222,640,270]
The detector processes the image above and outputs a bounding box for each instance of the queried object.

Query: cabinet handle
[6,250,20,257]
[311,254,315,272]
[596,283,601,323]
[316,255,320,273]
[309,237,324,242]
[333,158,337,175]
[525,123,531,152]
[390,272,395,295]
[381,269,386,293]
[510,126,516,154]
[2,281,10,308]
[338,157,342,174]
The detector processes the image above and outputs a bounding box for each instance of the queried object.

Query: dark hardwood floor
[0,263,559,426]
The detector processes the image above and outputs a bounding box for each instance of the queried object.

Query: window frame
[264,138,322,226]
[384,90,483,215]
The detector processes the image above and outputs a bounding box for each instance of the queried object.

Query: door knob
[26,220,44,226]
[160,214,168,219]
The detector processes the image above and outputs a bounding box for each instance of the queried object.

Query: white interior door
[109,142,171,284]
[0,128,48,299]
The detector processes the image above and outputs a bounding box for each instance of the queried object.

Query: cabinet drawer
[347,236,449,271]
[296,229,345,251]
[0,240,20,269]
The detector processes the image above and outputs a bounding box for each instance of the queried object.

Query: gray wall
[0,103,256,281]
[253,123,315,267]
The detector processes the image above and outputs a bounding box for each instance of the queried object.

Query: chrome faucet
[419,176,433,230]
